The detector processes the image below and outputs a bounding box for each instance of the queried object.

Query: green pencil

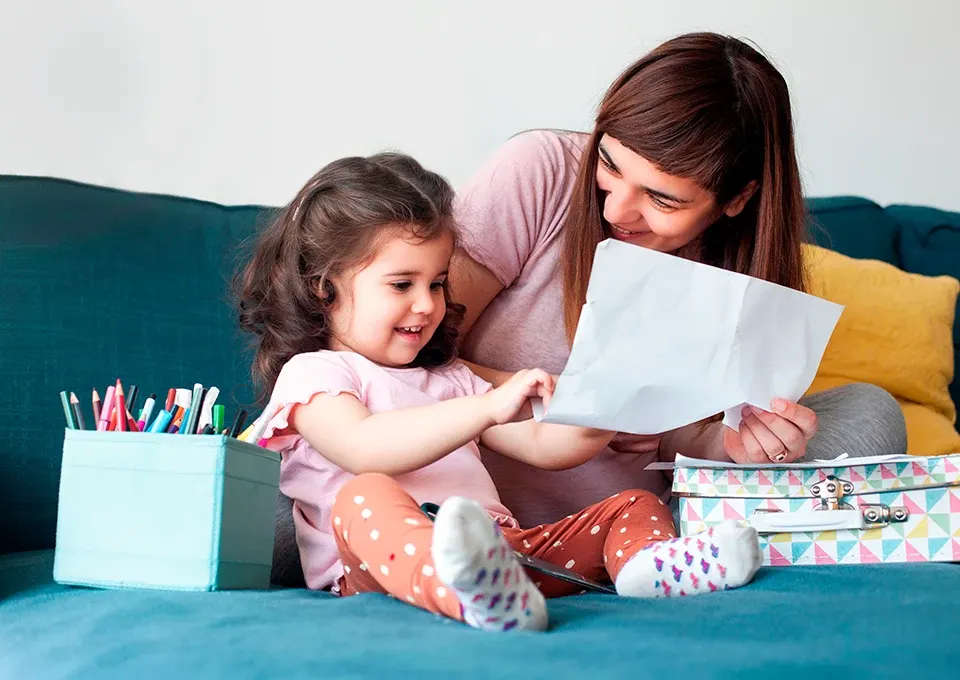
[59,390,77,429]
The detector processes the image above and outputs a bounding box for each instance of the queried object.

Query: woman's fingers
[745,406,806,461]
[770,399,818,439]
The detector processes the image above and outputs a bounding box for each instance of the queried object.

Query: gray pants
[270,382,908,587]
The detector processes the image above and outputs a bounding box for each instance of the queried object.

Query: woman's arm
[449,250,514,388]
[291,392,496,476]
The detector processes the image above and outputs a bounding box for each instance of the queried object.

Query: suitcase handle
[747,508,863,533]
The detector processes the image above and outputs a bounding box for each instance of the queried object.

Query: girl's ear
[318,278,337,305]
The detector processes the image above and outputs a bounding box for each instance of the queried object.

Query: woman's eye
[391,282,412,291]
[650,195,675,211]
[598,156,618,174]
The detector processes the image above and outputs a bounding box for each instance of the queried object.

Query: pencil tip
[70,392,79,403]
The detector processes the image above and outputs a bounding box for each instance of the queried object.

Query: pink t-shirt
[455,129,671,527]
[260,350,515,591]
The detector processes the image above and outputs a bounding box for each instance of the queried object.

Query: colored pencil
[60,391,77,429]
[70,392,86,430]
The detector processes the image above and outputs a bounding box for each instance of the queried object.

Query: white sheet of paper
[643,453,916,471]
[536,239,844,435]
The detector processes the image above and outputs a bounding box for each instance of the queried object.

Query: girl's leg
[508,490,762,598]
[331,473,547,631]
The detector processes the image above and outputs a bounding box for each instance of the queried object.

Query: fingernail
[741,407,752,419]
[771,399,787,413]
[750,406,765,416]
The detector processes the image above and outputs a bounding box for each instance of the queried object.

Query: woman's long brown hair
[561,32,807,342]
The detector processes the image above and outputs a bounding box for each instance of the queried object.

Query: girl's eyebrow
[599,143,691,205]
[383,269,448,278]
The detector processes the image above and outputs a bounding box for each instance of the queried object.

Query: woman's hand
[608,432,662,455]
[483,369,555,425]
[722,399,818,464]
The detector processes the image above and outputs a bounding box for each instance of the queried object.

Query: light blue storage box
[53,429,281,591]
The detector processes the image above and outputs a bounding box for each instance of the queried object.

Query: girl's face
[595,134,755,251]
[328,229,453,367]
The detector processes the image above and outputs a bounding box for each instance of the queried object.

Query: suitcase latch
[861,504,909,528]
[810,475,854,510]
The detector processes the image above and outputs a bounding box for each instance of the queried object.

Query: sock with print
[432,496,548,632]
[615,520,762,597]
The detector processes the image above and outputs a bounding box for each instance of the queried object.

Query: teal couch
[1,176,958,679]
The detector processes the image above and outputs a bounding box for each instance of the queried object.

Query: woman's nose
[603,186,639,224]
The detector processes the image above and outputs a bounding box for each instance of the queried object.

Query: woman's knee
[802,382,907,458]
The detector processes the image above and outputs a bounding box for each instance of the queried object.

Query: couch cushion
[886,204,960,412]
[804,244,960,453]
[2,551,958,679]
[806,196,902,266]
[0,176,272,553]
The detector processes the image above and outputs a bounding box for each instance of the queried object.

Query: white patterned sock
[615,520,762,597]
[432,496,548,632]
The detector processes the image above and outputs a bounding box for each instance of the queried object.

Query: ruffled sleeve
[258,352,363,450]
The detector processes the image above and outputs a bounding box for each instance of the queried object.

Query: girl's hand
[484,369,555,425]
[722,399,818,464]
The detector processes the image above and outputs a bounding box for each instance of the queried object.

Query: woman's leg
[799,383,907,460]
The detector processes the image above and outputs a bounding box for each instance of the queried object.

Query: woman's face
[595,134,753,252]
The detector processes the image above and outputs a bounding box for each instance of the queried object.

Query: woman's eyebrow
[600,143,691,205]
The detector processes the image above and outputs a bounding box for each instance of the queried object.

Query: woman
[447,32,906,528]
[269,32,906,584]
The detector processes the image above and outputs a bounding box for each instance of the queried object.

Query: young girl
[237,152,762,632]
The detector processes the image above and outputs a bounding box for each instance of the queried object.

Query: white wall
[1,0,958,210]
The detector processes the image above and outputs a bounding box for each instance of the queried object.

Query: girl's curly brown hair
[236,152,466,401]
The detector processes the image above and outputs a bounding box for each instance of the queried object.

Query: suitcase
[673,453,960,565]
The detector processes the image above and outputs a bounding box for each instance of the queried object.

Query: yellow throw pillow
[802,244,960,455]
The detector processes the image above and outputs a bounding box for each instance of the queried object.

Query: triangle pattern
[950,491,960,514]
[686,504,702,522]
[903,495,926,516]
[722,502,743,520]
[926,487,948,511]
[792,542,813,562]
[912,462,927,478]
[768,545,791,566]
[928,537,950,559]
[944,458,958,474]
[814,544,836,565]
[757,471,772,487]
[848,467,865,483]
[882,539,904,561]
[701,497,722,520]
[929,513,952,536]
[836,540,859,561]
[859,543,880,564]
[953,540,960,560]
[907,517,930,539]
[880,464,896,480]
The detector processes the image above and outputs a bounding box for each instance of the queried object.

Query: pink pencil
[97,385,116,432]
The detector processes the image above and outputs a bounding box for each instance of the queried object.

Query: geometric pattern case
[676,455,960,565]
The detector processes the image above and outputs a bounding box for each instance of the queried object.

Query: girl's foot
[432,496,548,631]
[615,520,762,597]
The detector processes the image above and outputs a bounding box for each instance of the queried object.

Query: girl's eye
[430,281,444,291]
[391,282,412,291]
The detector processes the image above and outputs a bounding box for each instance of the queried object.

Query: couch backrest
[1,177,957,554]
[0,176,271,553]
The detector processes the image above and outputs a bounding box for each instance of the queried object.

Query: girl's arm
[480,420,616,471]
[290,392,497,476]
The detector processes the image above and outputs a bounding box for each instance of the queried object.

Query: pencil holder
[53,430,281,591]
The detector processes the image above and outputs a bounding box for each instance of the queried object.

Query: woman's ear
[723,180,759,218]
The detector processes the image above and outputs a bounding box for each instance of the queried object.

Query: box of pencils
[53,429,281,591]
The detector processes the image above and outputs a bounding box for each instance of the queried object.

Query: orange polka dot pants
[331,472,677,618]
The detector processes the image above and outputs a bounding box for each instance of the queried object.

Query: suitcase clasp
[810,475,854,511]
[861,504,909,528]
